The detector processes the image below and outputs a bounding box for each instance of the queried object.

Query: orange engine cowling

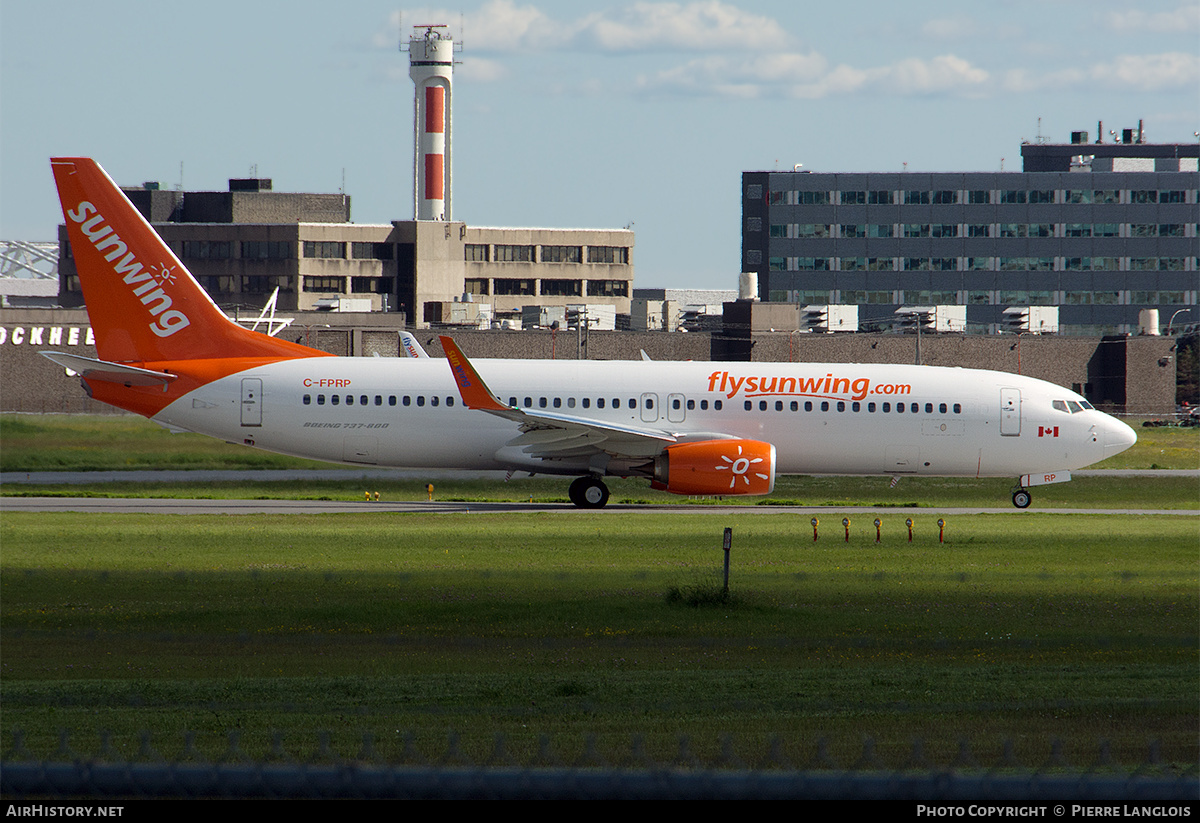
[650,439,776,496]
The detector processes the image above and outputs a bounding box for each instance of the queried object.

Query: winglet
[440,336,509,412]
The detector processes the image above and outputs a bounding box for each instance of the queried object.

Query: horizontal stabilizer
[40,351,178,386]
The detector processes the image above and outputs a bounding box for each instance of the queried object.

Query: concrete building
[742,130,1199,336]
[54,178,634,325]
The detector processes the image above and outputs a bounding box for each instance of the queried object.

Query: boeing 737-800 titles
[43,158,1137,508]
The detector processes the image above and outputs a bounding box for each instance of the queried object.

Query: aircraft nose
[1102,416,1137,458]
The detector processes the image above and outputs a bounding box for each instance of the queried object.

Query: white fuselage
[151,357,1135,480]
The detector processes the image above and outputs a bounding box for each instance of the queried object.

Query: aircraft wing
[440,336,680,460]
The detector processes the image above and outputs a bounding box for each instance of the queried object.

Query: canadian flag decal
[1038,426,1059,437]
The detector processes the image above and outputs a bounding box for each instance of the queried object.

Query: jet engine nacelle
[651,439,776,496]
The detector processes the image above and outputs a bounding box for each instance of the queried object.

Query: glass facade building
[742,141,1199,335]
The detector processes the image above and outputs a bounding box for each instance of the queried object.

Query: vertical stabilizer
[51,157,325,364]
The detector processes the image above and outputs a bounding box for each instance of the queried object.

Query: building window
[932,190,958,204]
[241,275,280,294]
[241,241,293,259]
[351,277,393,293]
[904,190,930,204]
[303,276,345,292]
[183,241,233,259]
[540,279,582,296]
[587,246,629,264]
[1000,191,1027,204]
[494,244,534,262]
[868,190,894,205]
[541,245,582,263]
[494,278,535,296]
[1029,190,1054,204]
[464,278,489,295]
[967,190,990,204]
[465,243,489,262]
[303,241,344,259]
[840,191,866,205]
[351,242,393,260]
[587,280,629,297]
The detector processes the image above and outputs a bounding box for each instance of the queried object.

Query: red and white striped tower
[407,25,454,221]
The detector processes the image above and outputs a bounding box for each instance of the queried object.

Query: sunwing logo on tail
[68,201,191,338]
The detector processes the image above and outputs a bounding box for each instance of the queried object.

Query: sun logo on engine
[714,444,768,489]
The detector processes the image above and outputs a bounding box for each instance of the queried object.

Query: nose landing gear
[1011,487,1032,509]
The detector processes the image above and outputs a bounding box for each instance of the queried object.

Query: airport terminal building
[742,133,1199,335]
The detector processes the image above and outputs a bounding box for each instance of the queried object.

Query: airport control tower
[405,25,455,221]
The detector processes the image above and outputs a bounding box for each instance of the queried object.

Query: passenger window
[700,400,708,410]
[524,397,532,408]
[837,401,845,412]
[627,398,635,409]
[868,402,876,412]
[539,397,547,408]
[332,395,340,406]
[789,401,798,411]
[303,394,311,405]
[714,400,723,411]
[374,396,382,406]
[598,398,605,409]
[820,401,829,412]
[553,397,562,408]
[508,397,517,407]
[804,401,813,412]
[416,396,425,407]
[953,403,961,414]
[360,395,368,406]
[925,403,933,414]
[345,395,353,406]
[389,396,396,406]
[745,400,753,411]
[317,395,326,406]
[687,399,695,410]
[939,403,947,414]
[568,398,576,408]
[910,403,919,413]
[759,400,767,411]
[582,398,590,408]
[852,402,860,412]
[403,396,411,406]
[896,403,903,413]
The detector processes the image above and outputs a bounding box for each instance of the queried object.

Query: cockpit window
[1067,401,1084,413]
[1079,400,1094,410]
[1052,400,1069,413]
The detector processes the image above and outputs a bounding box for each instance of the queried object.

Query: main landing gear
[1011,487,1032,509]
[569,476,610,509]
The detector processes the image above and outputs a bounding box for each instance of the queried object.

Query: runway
[2,496,1194,517]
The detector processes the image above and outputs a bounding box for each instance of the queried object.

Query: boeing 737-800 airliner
[42,158,1137,508]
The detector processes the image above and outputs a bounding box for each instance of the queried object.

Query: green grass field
[2,510,1196,768]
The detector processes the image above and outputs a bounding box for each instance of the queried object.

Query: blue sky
[3,0,1198,290]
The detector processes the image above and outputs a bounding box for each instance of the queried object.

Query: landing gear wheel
[1012,489,1032,509]
[569,476,610,509]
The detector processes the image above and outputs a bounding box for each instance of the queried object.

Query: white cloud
[1104,4,1200,35]
[581,1,790,51]
[640,52,988,99]
[1090,52,1200,91]
[384,0,789,55]
[1003,52,1200,93]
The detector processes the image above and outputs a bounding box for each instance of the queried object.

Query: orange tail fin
[51,157,323,364]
